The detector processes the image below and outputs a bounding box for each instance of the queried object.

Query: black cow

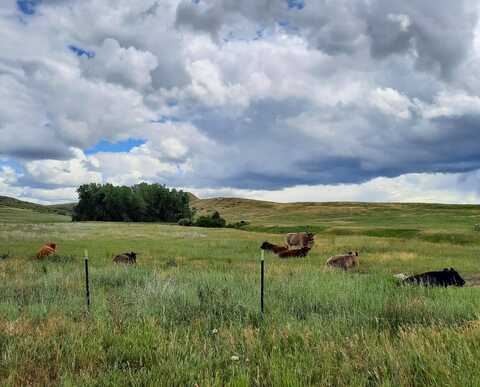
[403,268,465,287]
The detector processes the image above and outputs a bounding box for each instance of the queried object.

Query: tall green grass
[1,206,480,385]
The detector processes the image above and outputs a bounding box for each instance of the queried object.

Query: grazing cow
[285,232,315,249]
[278,246,311,258]
[326,251,359,270]
[260,241,289,254]
[113,251,137,264]
[403,268,465,287]
[36,243,57,259]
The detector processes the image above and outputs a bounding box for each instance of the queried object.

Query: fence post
[84,249,91,311]
[260,249,265,315]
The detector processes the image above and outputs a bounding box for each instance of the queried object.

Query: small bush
[177,218,193,226]
[474,224,480,232]
[226,220,249,229]
[195,211,226,228]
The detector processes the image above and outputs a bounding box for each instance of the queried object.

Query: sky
[1,0,480,204]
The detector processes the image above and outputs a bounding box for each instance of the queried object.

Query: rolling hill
[0,196,73,223]
[1,194,479,237]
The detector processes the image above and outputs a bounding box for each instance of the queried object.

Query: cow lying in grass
[278,246,311,258]
[260,241,289,254]
[113,252,137,264]
[402,268,465,287]
[260,241,311,258]
[36,243,57,259]
[326,251,359,270]
[285,232,315,249]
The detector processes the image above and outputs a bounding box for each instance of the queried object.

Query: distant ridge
[0,196,74,216]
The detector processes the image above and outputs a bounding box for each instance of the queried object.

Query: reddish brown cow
[36,243,57,259]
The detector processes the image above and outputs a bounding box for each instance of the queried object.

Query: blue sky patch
[68,45,95,59]
[0,159,23,173]
[287,0,305,10]
[17,0,41,15]
[85,139,145,155]
[278,20,300,33]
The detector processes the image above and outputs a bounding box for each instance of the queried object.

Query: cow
[113,251,137,264]
[36,243,57,259]
[260,241,289,254]
[278,246,311,258]
[285,232,315,249]
[326,251,359,270]
[403,268,465,287]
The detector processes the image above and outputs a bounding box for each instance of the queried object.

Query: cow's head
[48,243,57,249]
[128,252,137,262]
[260,241,271,249]
[445,268,465,287]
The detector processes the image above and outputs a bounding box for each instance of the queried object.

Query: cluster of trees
[73,183,192,222]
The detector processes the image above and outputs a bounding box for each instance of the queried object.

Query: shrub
[226,220,249,229]
[177,218,193,226]
[195,211,226,228]
[474,224,480,232]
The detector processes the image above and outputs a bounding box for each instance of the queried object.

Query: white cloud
[85,38,159,89]
[370,88,414,119]
[22,148,102,187]
[387,14,412,32]
[419,91,480,119]
[189,171,480,205]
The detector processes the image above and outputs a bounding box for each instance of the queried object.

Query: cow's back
[285,232,313,249]
[326,254,358,269]
[36,244,56,259]
[113,254,130,264]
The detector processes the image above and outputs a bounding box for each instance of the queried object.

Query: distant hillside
[0,196,74,216]
[189,196,480,234]
[2,194,479,233]
[0,196,74,223]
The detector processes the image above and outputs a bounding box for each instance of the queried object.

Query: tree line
[73,183,192,222]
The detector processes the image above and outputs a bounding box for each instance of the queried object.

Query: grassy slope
[0,196,73,223]
[1,199,480,385]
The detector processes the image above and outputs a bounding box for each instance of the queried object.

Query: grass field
[1,200,480,386]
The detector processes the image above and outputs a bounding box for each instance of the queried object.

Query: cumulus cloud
[1,0,480,204]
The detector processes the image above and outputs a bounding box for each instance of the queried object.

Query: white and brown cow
[285,232,315,250]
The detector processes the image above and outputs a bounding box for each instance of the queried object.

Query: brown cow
[326,251,359,270]
[260,241,289,254]
[260,241,311,258]
[285,232,314,249]
[278,246,311,258]
[36,243,57,259]
[113,252,137,264]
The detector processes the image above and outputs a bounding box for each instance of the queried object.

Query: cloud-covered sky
[1,0,480,204]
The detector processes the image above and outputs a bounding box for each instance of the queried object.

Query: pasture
[1,201,480,386]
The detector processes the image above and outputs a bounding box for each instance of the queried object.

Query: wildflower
[212,328,218,334]
[231,355,240,361]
